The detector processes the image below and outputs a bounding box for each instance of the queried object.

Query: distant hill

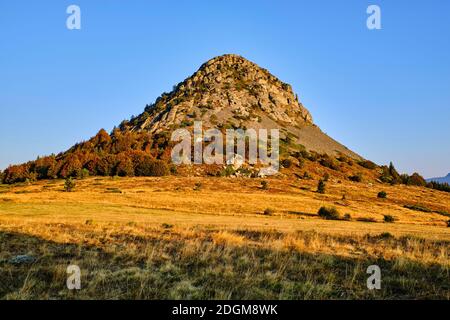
[427,173,450,184]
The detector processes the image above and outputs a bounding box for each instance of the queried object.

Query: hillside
[0,55,436,190]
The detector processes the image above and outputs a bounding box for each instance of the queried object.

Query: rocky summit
[124,54,360,159]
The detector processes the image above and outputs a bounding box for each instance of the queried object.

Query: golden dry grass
[0,176,449,299]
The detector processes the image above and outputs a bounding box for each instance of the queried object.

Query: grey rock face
[131,54,313,134]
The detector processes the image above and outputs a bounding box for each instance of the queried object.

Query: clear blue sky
[0,0,449,178]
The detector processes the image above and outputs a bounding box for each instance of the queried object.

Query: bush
[303,172,312,180]
[115,158,134,177]
[379,232,393,239]
[318,206,340,220]
[306,152,319,162]
[377,191,387,199]
[403,204,432,212]
[343,213,352,221]
[281,158,293,168]
[379,162,402,185]
[406,173,427,187]
[317,180,326,194]
[135,157,169,177]
[383,215,395,223]
[358,160,377,170]
[263,208,274,215]
[349,173,362,182]
[447,220,450,228]
[220,165,236,177]
[64,177,76,192]
[319,156,339,170]
[261,180,269,190]
[194,182,202,191]
[3,164,32,184]
[78,168,90,179]
[297,157,305,168]
[323,173,330,182]
[356,217,377,223]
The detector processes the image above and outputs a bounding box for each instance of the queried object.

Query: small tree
[383,215,395,223]
[377,191,387,199]
[317,179,326,194]
[318,206,340,220]
[281,158,293,169]
[64,177,76,192]
[261,180,269,190]
[349,173,362,182]
[78,168,90,179]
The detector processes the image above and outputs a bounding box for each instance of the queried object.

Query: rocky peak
[128,54,313,134]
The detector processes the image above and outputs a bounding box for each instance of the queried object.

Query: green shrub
[343,213,352,221]
[318,206,340,220]
[317,180,326,194]
[261,180,269,190]
[220,165,236,177]
[319,156,339,170]
[307,152,319,162]
[356,217,377,223]
[403,204,432,213]
[263,208,274,215]
[297,157,305,168]
[447,220,450,228]
[78,168,90,179]
[194,182,202,191]
[379,232,393,239]
[377,191,387,199]
[64,177,75,192]
[349,173,362,182]
[281,159,293,168]
[323,173,330,182]
[383,215,395,223]
[105,187,122,194]
[358,160,377,170]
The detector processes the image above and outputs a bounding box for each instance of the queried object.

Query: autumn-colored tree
[115,153,135,177]
[92,129,112,152]
[407,172,427,187]
[134,155,168,177]
[96,154,118,176]
[3,164,31,184]
[59,155,83,178]
[34,156,57,179]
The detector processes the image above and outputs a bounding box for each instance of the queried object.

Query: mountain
[2,54,368,183]
[127,54,361,159]
[427,173,450,184]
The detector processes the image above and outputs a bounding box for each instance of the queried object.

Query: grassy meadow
[0,176,449,299]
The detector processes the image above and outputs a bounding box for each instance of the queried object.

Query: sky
[0,0,449,178]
